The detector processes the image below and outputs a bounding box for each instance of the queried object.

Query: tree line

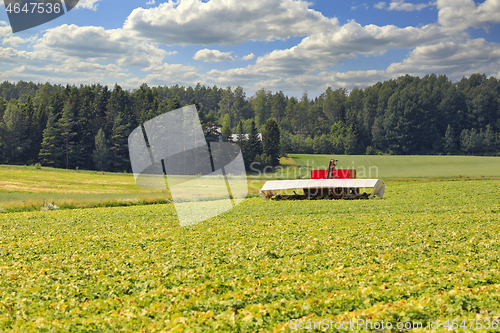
[0,73,499,172]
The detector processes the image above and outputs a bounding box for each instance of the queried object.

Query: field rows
[1,179,499,331]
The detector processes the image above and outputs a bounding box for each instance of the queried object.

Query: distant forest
[0,73,499,172]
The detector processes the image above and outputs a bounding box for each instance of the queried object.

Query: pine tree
[346,112,360,155]
[1,100,30,164]
[58,103,77,169]
[39,110,62,167]
[245,120,262,166]
[69,143,86,169]
[236,120,245,148]
[30,96,49,163]
[218,87,233,125]
[49,92,64,120]
[93,128,109,171]
[23,96,38,163]
[263,118,281,167]
[109,113,129,172]
[271,91,286,123]
[168,95,181,111]
[0,97,6,120]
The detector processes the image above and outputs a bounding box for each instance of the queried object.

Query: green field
[3,154,499,212]
[1,178,500,332]
[0,165,169,212]
[1,158,500,331]
[0,165,265,212]
[290,154,500,179]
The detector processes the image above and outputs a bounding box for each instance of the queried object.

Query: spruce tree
[168,95,182,111]
[58,103,77,169]
[1,101,30,164]
[93,128,109,171]
[263,118,280,167]
[245,120,262,166]
[39,110,62,167]
[0,97,6,120]
[23,96,37,163]
[236,120,245,148]
[109,113,129,172]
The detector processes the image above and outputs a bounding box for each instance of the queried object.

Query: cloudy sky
[1,0,500,97]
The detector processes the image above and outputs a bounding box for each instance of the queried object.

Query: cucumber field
[1,156,500,332]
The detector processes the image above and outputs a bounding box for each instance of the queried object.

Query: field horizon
[290,154,500,179]
[2,154,500,213]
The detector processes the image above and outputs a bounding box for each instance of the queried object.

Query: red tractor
[260,159,385,200]
[306,159,360,199]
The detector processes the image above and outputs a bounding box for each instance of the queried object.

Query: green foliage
[1,74,500,171]
[251,88,271,128]
[245,120,262,164]
[0,180,499,331]
[329,121,354,155]
[443,125,456,154]
[190,98,212,143]
[263,118,280,167]
[460,128,483,155]
[93,128,110,171]
[221,114,232,142]
[109,113,129,172]
[0,100,30,164]
[365,145,377,155]
[58,103,77,169]
[38,110,62,167]
[235,120,245,148]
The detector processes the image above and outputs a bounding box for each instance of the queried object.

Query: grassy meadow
[0,165,169,212]
[2,154,500,212]
[0,165,265,213]
[291,154,500,179]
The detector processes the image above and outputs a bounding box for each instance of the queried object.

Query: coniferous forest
[0,73,499,173]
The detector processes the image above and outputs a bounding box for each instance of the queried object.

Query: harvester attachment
[260,179,385,200]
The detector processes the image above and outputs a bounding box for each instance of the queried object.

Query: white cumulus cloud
[123,0,337,46]
[236,20,449,77]
[2,0,500,96]
[193,49,235,62]
[387,38,500,76]
[33,24,167,67]
[75,0,101,11]
[0,21,11,37]
[388,0,434,11]
[437,0,500,31]
[128,63,201,87]
[2,36,27,47]
[241,53,255,61]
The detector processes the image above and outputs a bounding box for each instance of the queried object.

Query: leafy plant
[0,179,499,331]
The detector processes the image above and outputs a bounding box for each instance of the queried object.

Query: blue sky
[1,0,500,97]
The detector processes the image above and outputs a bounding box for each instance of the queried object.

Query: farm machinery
[260,159,385,200]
